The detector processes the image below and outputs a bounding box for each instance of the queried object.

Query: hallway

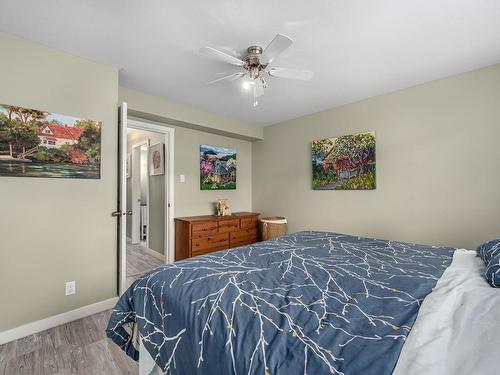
[126,241,164,288]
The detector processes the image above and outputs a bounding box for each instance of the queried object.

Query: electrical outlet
[180,174,185,183]
[65,281,76,296]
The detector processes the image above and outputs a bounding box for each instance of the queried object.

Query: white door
[115,102,129,295]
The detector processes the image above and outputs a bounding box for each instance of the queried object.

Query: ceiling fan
[201,34,314,107]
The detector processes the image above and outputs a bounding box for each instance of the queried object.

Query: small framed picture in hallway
[149,142,165,176]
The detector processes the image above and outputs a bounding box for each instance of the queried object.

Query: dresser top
[175,212,259,223]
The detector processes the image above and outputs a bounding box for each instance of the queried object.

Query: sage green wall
[253,64,500,250]
[0,33,118,331]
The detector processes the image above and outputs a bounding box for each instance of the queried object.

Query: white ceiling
[1,0,500,126]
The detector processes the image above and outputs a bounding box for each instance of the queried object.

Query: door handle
[111,210,133,217]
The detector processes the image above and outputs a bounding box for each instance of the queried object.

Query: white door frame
[127,119,175,263]
[130,140,150,245]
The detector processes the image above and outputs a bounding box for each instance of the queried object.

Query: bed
[107,231,500,375]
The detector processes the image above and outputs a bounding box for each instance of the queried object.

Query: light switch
[65,281,76,296]
[180,174,185,183]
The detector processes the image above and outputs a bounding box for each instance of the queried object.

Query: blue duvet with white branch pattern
[107,231,455,375]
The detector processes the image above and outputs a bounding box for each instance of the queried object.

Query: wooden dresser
[175,212,259,260]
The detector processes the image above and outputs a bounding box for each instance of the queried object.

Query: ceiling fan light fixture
[242,80,252,90]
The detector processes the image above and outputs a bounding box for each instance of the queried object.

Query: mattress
[107,231,457,374]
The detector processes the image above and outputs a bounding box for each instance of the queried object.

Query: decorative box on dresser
[175,212,260,260]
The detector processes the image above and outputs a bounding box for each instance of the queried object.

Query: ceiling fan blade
[206,72,245,85]
[200,46,246,66]
[262,34,293,64]
[268,67,314,81]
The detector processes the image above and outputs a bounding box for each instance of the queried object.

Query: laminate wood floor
[0,310,137,375]
[126,241,164,288]
[0,243,164,375]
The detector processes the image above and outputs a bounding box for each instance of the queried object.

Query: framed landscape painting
[312,131,376,190]
[200,145,236,190]
[0,104,101,179]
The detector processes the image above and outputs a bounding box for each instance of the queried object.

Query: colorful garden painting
[0,104,101,179]
[200,145,236,190]
[312,131,376,190]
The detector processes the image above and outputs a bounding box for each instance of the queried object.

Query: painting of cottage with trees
[0,104,101,179]
[200,145,236,190]
[312,131,376,190]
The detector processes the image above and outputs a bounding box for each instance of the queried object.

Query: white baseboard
[0,296,119,345]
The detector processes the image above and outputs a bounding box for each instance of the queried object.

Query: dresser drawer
[240,216,258,229]
[231,238,257,248]
[191,221,218,238]
[191,233,229,256]
[230,228,257,247]
[218,219,239,233]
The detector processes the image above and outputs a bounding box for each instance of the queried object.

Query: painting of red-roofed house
[312,132,376,190]
[0,103,101,178]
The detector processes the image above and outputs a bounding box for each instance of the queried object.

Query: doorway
[118,105,175,294]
